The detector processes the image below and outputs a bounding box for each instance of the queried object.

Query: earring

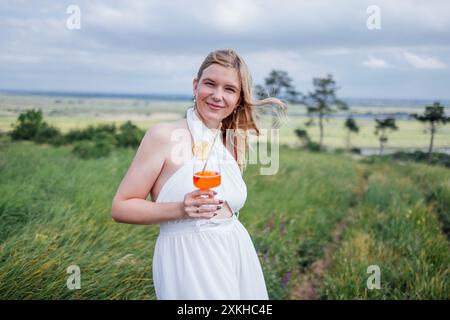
[193,97,197,109]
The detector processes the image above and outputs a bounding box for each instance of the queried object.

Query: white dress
[152,107,268,300]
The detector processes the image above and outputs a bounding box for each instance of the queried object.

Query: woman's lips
[207,102,224,110]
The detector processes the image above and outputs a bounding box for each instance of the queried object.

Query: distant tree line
[255,69,449,164]
[5,73,449,166]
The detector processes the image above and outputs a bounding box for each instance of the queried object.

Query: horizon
[1,88,450,105]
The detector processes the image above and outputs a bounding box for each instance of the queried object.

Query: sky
[1,0,449,99]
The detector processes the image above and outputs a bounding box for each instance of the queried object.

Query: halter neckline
[155,107,247,215]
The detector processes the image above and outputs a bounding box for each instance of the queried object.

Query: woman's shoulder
[143,119,187,146]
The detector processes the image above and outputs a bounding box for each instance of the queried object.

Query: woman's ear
[192,78,198,97]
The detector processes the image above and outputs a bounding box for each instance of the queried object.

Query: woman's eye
[205,82,214,86]
[226,88,236,93]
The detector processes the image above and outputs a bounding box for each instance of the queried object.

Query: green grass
[0,139,157,299]
[242,146,363,299]
[321,161,450,299]
[0,136,448,299]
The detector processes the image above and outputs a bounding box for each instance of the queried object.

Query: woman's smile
[206,102,225,110]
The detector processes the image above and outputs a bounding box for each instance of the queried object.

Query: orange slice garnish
[192,141,211,160]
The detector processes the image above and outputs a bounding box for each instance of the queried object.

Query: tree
[344,116,359,151]
[9,109,46,140]
[374,118,398,156]
[410,101,450,164]
[116,121,146,148]
[301,74,348,150]
[254,69,300,103]
[294,128,310,146]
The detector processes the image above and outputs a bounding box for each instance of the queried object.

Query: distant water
[343,97,450,108]
[0,89,192,101]
[1,89,449,107]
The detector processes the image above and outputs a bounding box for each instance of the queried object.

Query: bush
[9,110,145,156]
[93,131,117,146]
[72,139,113,159]
[66,124,117,143]
[47,134,68,147]
[9,109,46,140]
[65,128,88,143]
[34,124,64,145]
[93,123,117,135]
[304,141,322,152]
[115,121,145,148]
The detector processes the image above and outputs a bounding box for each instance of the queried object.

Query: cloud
[0,53,42,64]
[210,0,263,32]
[362,57,390,69]
[402,52,447,69]
[317,48,351,56]
[0,0,450,98]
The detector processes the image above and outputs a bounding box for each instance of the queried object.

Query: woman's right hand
[182,189,223,219]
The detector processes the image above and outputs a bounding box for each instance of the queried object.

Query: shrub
[115,121,145,148]
[93,131,117,146]
[65,128,88,143]
[34,124,64,145]
[9,110,146,156]
[294,128,310,145]
[72,139,113,159]
[47,134,68,147]
[9,109,46,140]
[305,141,322,152]
[66,123,117,143]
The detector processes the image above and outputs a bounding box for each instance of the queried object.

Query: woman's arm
[111,123,184,225]
[112,122,223,225]
[112,198,184,225]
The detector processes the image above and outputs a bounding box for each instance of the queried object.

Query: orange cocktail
[193,170,221,190]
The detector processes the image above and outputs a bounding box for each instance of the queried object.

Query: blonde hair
[195,49,288,173]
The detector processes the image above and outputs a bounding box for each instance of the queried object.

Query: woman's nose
[211,88,223,101]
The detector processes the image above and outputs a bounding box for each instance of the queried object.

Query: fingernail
[219,200,223,204]
[216,206,221,210]
[213,191,217,195]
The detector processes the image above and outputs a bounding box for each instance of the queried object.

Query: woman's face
[193,64,241,126]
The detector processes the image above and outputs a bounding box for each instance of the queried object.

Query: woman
[112,49,287,299]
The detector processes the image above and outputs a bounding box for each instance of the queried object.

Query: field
[1,94,449,152]
[0,136,449,299]
[0,94,449,299]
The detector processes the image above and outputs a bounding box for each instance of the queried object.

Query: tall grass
[0,138,448,299]
[322,161,450,299]
[0,138,157,299]
[243,145,362,299]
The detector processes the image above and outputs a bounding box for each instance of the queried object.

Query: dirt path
[288,211,355,299]
[288,165,370,299]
